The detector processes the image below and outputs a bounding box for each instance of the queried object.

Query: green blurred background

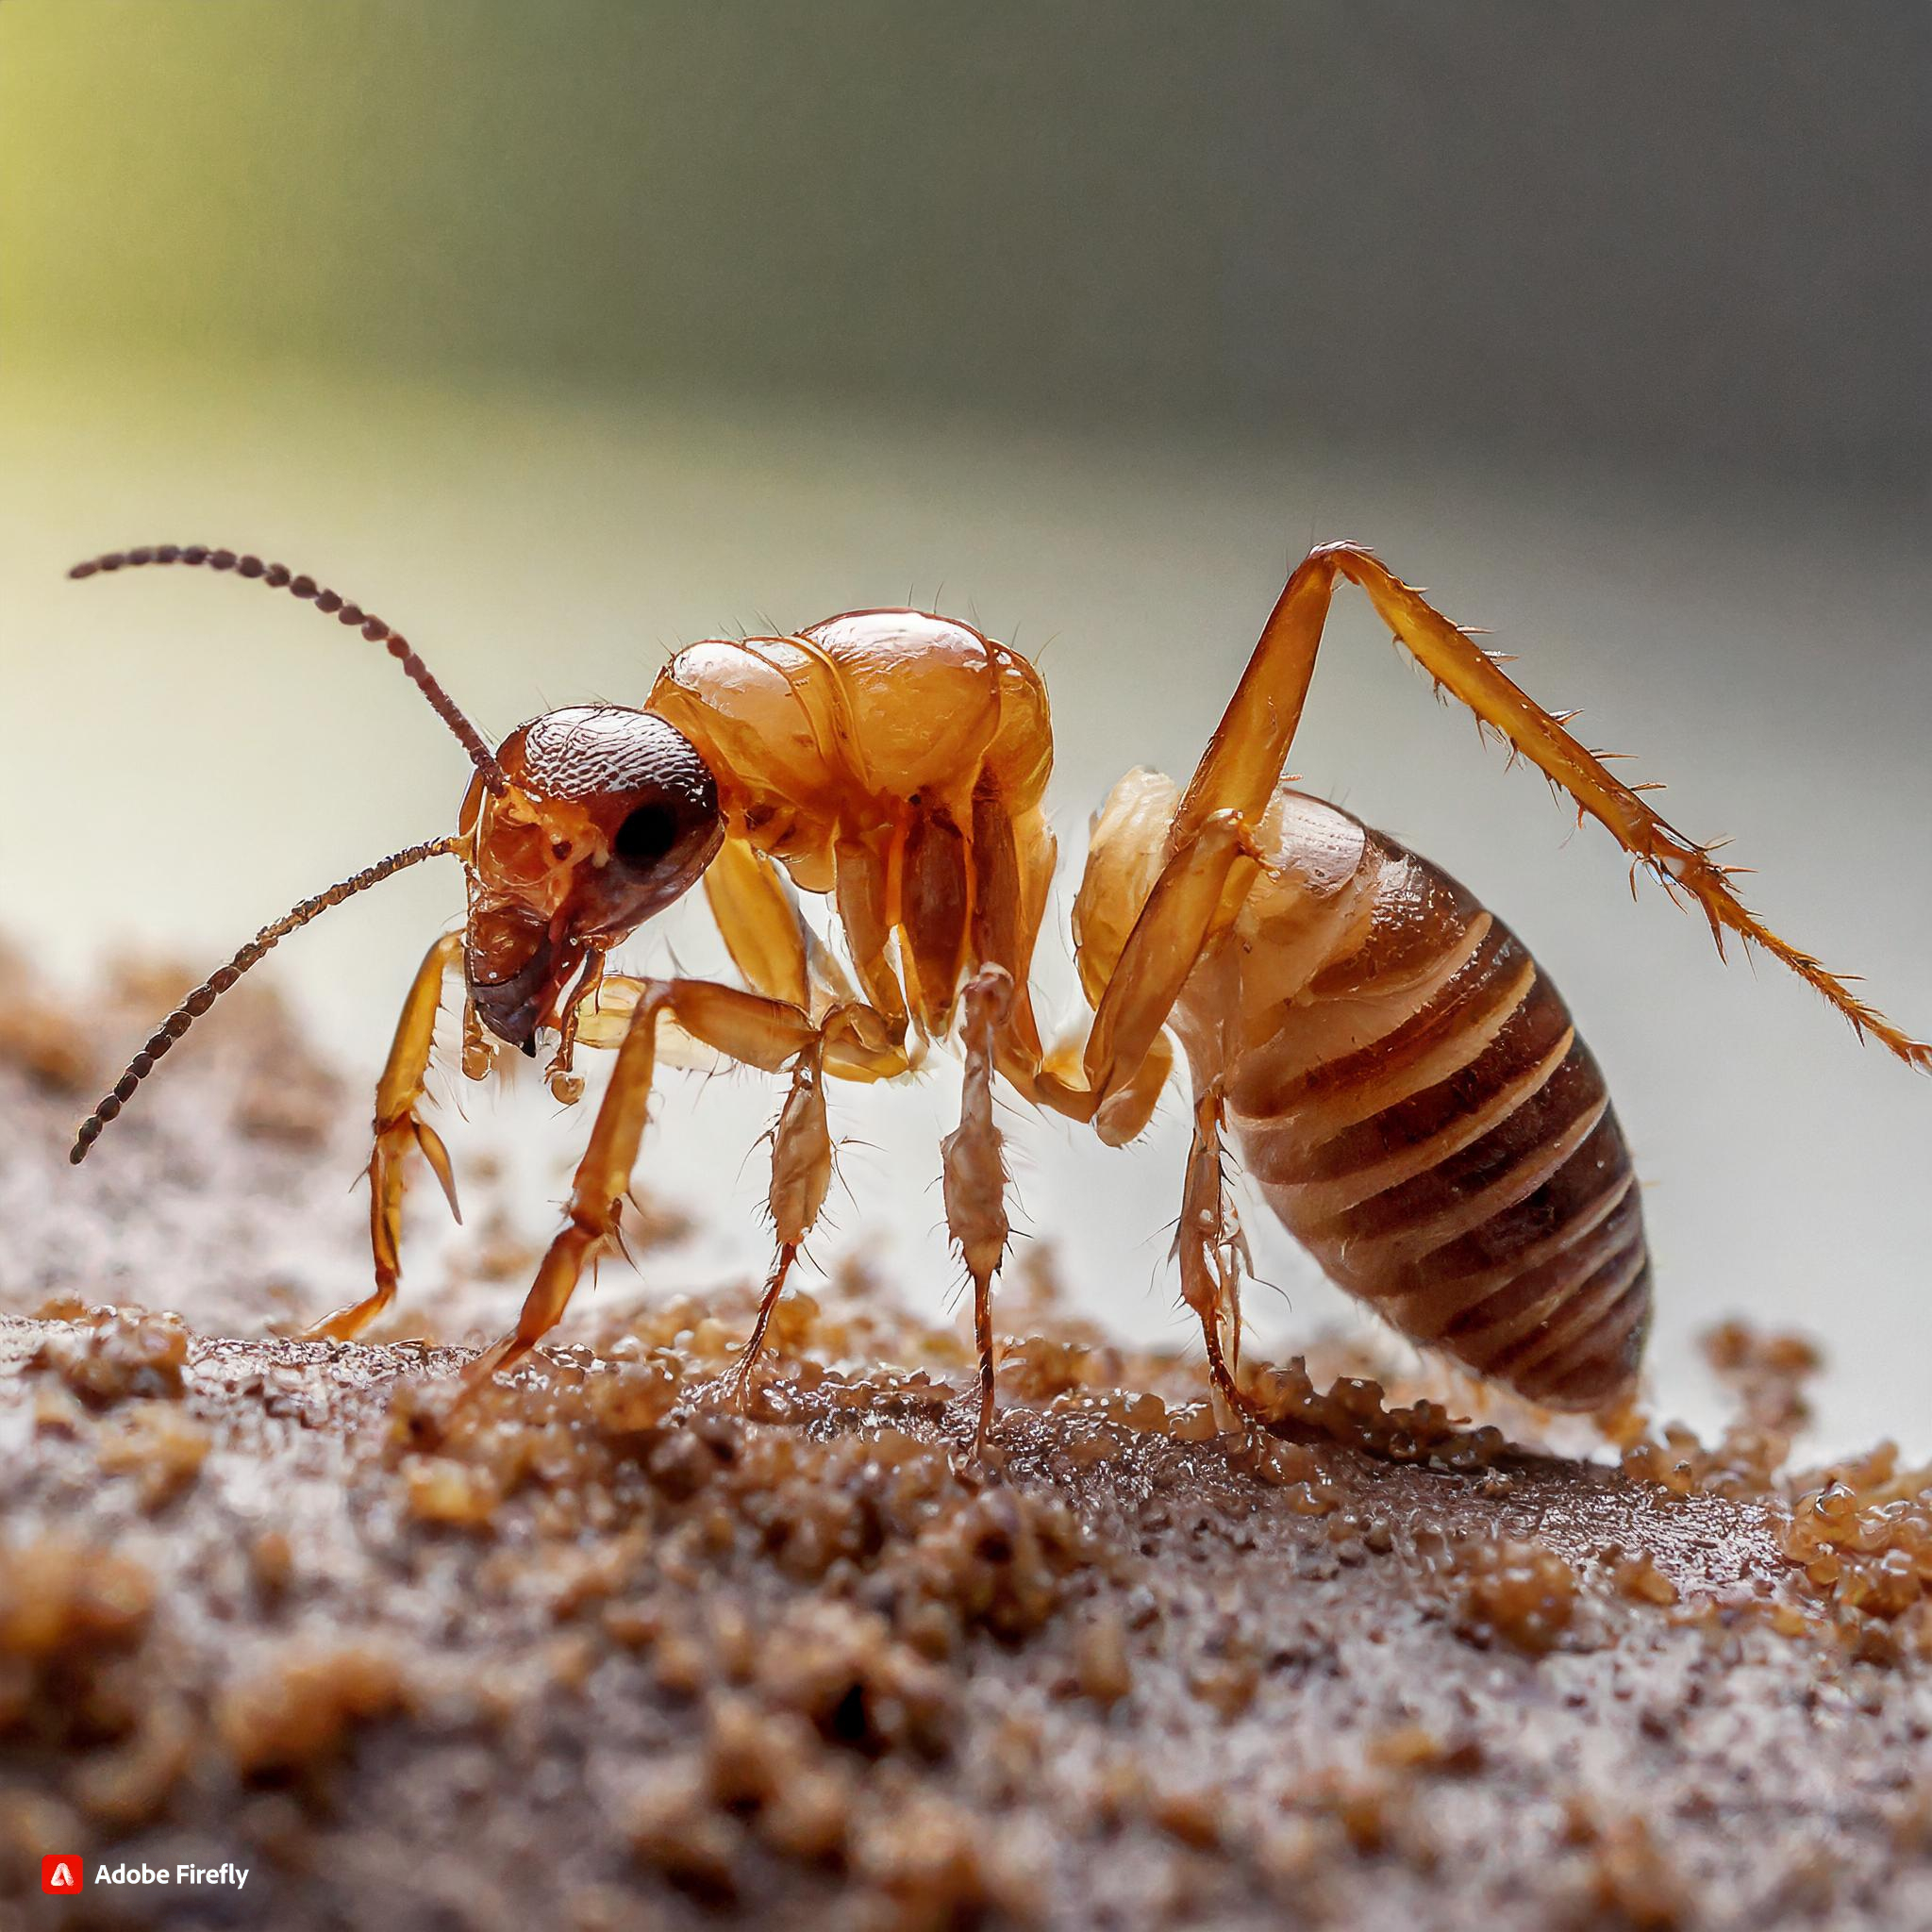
[3,2,1926,1443]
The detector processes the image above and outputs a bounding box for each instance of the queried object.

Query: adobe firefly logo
[42,1855,84,1893]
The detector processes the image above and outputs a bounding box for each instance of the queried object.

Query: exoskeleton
[67,541,1927,1443]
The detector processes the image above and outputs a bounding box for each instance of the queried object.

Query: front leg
[542,945,607,1105]
[462,981,669,1389]
[308,931,463,1342]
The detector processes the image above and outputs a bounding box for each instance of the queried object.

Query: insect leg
[467,979,905,1389]
[462,980,676,1389]
[834,830,923,1053]
[971,786,1057,1074]
[1078,809,1256,1141]
[1177,1082,1264,1426]
[1177,542,1927,1068]
[704,850,919,1401]
[702,976,906,1399]
[999,790,1247,1141]
[706,832,864,1019]
[308,932,463,1342]
[705,836,811,1011]
[941,966,1015,1455]
[724,1034,831,1409]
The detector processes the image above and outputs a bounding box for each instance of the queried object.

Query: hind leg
[1175,542,1925,1067]
[1177,1081,1265,1426]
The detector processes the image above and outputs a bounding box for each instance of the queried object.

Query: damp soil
[2,952,1930,1931]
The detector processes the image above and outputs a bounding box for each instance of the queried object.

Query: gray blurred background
[3,2,1926,1446]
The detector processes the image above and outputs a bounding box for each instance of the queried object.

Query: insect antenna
[68,545,508,795]
[70,837,461,1164]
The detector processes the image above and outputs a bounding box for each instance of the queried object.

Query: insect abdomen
[1216,806,1649,1409]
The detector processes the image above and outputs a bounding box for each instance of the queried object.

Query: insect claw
[414,1120,462,1224]
[609,1218,638,1272]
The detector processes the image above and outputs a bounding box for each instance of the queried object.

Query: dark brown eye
[491,705,724,935]
[615,801,680,866]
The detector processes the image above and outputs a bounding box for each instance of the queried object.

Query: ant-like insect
[66,541,1926,1447]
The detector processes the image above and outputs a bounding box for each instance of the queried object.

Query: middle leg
[723,1030,833,1408]
[941,966,1015,1453]
[467,978,904,1390]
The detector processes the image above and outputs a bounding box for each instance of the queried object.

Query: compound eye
[492,705,726,933]
[595,764,724,928]
[594,723,725,921]
[614,800,680,868]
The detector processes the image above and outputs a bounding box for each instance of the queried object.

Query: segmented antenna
[70,838,460,1164]
[69,545,508,795]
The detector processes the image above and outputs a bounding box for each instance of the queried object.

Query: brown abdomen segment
[1223,823,1649,1409]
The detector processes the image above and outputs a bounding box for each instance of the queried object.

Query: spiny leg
[309,932,464,1341]
[1176,541,1927,1068]
[1045,541,1929,1417]
[467,978,905,1391]
[724,1034,832,1409]
[705,835,913,1402]
[941,967,1015,1454]
[1177,1082,1264,1426]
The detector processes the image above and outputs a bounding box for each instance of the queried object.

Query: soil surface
[3,955,1929,1931]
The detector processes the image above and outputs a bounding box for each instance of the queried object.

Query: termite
[64,541,1928,1446]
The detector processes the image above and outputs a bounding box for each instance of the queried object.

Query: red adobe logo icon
[42,1855,85,1893]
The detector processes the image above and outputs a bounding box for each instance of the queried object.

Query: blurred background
[2,2,1925,1448]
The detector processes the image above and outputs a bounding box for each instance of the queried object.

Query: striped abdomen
[1184,791,1649,1409]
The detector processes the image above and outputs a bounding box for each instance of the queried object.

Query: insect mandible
[64,541,1929,1446]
